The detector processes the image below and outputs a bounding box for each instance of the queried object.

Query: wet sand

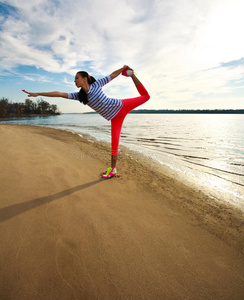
[0,124,243,299]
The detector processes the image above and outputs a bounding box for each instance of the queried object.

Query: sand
[0,124,243,300]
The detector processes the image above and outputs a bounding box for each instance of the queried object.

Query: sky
[0,0,243,113]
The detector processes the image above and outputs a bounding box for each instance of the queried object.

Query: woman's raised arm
[22,90,69,99]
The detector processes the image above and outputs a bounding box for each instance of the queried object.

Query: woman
[22,65,150,178]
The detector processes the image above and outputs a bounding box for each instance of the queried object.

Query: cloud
[0,0,244,110]
[220,57,244,69]
[1,0,210,73]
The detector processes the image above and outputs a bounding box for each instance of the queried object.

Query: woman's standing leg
[102,115,124,178]
[111,115,125,168]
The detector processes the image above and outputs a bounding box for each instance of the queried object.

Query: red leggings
[111,84,150,155]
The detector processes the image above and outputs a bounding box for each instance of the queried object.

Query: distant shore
[84,109,244,115]
[0,97,61,118]
[130,109,244,114]
[0,113,60,119]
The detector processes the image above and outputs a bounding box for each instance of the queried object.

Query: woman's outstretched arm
[22,90,69,98]
[110,65,133,80]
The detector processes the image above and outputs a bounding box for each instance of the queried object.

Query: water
[1,113,244,210]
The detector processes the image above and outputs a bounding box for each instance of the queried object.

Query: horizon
[0,0,244,113]
[1,97,243,114]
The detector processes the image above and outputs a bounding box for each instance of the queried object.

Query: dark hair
[77,71,96,105]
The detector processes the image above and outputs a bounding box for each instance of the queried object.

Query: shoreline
[2,113,243,211]
[62,124,244,219]
[118,142,244,212]
[0,124,243,299]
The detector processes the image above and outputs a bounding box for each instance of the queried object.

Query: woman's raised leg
[102,73,150,179]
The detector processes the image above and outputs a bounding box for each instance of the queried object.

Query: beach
[0,124,243,299]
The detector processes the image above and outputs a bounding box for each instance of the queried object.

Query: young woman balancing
[22,65,150,178]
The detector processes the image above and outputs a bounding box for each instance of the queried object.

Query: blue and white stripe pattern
[68,75,123,121]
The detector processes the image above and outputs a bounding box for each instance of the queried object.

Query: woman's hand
[123,65,133,71]
[22,90,39,97]
[110,65,134,80]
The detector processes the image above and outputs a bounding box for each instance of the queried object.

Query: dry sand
[0,124,243,300]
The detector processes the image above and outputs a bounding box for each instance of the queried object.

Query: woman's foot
[102,167,117,179]
[122,66,134,77]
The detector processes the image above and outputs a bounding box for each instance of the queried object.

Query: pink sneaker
[122,66,134,77]
[102,167,117,179]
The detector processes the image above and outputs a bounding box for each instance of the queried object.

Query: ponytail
[77,71,96,105]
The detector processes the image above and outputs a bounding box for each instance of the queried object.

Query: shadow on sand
[0,179,103,223]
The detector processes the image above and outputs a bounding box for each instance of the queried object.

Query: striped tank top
[68,75,123,121]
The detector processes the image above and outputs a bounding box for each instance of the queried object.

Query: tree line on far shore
[0,97,61,117]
